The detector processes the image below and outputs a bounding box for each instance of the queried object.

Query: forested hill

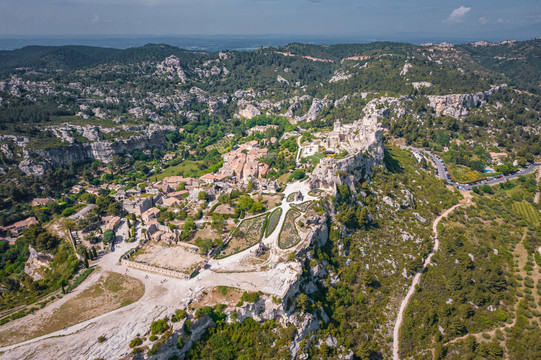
[0,39,540,93]
[0,44,208,76]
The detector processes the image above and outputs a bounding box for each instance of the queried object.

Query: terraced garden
[513,201,541,226]
[265,208,282,237]
[286,192,297,202]
[278,209,301,249]
[291,201,313,213]
[216,213,268,259]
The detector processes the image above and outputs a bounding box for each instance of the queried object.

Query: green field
[301,151,325,166]
[278,209,301,249]
[265,208,282,237]
[206,137,232,153]
[154,160,203,181]
[512,201,541,226]
[216,213,268,259]
[446,163,486,183]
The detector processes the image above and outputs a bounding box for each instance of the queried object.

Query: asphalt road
[401,146,541,191]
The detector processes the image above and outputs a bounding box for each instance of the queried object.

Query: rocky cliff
[427,84,507,118]
[19,125,174,176]
[24,245,53,281]
[310,100,385,192]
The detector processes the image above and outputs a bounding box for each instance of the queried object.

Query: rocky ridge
[19,124,175,176]
[427,84,507,118]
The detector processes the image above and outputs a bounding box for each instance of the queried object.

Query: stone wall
[121,259,191,280]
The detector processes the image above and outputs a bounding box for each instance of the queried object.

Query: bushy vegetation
[186,318,291,359]
[401,174,541,358]
[0,226,79,310]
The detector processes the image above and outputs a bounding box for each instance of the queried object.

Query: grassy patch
[302,151,325,166]
[265,208,283,237]
[278,209,301,249]
[216,213,269,259]
[447,163,486,183]
[291,201,313,213]
[154,160,203,181]
[513,201,541,226]
[286,193,297,202]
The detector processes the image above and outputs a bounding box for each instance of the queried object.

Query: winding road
[392,202,463,360]
[401,145,541,191]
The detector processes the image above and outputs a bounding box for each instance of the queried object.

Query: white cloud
[478,17,488,25]
[496,18,511,24]
[444,6,471,24]
[91,13,99,23]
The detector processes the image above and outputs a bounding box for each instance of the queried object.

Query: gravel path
[392,203,462,360]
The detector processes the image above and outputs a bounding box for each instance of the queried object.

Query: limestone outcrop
[19,125,174,176]
[155,55,189,82]
[237,104,262,119]
[310,113,384,191]
[294,98,331,122]
[427,84,507,118]
[24,246,53,281]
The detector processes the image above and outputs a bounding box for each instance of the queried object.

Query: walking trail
[392,201,464,360]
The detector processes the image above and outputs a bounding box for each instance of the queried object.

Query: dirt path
[393,202,463,360]
[0,271,144,347]
[295,135,302,166]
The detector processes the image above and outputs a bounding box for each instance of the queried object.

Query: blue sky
[1,0,540,41]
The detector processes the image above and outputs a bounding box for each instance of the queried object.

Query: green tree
[103,229,115,244]
[198,191,209,201]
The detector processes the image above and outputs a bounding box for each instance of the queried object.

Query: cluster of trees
[236,195,265,216]
[0,225,79,311]
[193,237,222,255]
[186,318,291,359]
[20,224,60,252]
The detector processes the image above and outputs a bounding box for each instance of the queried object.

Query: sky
[1,0,540,42]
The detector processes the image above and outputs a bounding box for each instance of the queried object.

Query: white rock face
[310,96,390,191]
[427,84,507,118]
[400,62,412,76]
[295,98,331,122]
[155,55,189,82]
[277,75,289,84]
[412,81,433,89]
[24,246,53,281]
[329,69,352,83]
[19,125,174,176]
[238,104,261,119]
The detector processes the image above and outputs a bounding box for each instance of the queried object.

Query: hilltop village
[0,40,540,360]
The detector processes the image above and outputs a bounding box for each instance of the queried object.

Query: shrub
[172,309,187,322]
[240,291,261,303]
[129,337,142,348]
[97,336,106,343]
[151,318,170,335]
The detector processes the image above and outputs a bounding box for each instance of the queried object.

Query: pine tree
[92,247,98,259]
[84,257,89,268]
